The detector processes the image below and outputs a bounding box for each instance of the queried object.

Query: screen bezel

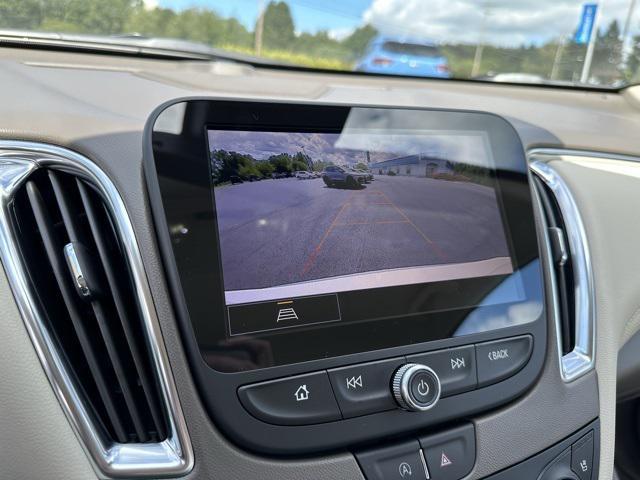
[149,99,541,373]
[143,97,547,454]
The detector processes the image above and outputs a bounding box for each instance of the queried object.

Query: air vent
[12,168,166,443]
[0,142,192,477]
[530,157,595,382]
[532,174,576,356]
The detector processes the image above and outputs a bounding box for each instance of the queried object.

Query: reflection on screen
[208,130,514,307]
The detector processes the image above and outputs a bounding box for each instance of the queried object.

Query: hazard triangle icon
[440,452,452,467]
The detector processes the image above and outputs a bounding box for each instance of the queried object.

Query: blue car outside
[356,36,451,79]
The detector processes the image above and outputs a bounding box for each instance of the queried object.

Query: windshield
[2,1,639,88]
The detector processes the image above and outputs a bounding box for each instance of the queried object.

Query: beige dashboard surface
[548,156,640,480]
[0,47,639,480]
[0,264,96,480]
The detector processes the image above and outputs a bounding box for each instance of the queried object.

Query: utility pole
[580,3,600,84]
[471,45,485,77]
[471,1,492,77]
[254,0,265,55]
[550,36,567,80]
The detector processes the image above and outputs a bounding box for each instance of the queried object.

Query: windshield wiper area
[0,28,273,65]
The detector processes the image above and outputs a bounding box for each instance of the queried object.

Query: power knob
[392,363,441,412]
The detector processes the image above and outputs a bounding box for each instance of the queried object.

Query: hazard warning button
[419,423,475,480]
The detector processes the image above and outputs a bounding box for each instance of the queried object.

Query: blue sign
[575,3,598,44]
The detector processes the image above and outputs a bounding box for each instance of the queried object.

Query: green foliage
[0,0,42,29]
[590,20,623,82]
[267,152,308,173]
[354,162,369,170]
[1,0,636,84]
[255,160,274,177]
[627,35,640,82]
[124,5,252,48]
[262,1,295,50]
[268,153,293,174]
[46,0,141,34]
[212,149,260,182]
[311,160,333,172]
[343,24,377,58]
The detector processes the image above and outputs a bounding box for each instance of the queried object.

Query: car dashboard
[2,45,640,480]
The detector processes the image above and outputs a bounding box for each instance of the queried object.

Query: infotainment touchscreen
[149,100,543,372]
[208,128,522,337]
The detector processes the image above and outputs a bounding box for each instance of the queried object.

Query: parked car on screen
[355,168,374,182]
[322,165,367,188]
[295,171,314,179]
[356,36,451,78]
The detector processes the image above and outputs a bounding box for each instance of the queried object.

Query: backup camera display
[208,129,515,330]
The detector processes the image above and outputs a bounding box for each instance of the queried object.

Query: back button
[475,335,533,387]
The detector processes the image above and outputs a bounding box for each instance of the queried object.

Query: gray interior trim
[529,148,640,165]
[0,141,193,478]
[529,158,596,382]
[465,157,599,479]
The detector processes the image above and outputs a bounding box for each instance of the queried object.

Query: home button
[238,371,341,425]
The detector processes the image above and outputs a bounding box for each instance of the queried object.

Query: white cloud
[143,0,158,10]
[328,27,356,41]
[362,0,639,47]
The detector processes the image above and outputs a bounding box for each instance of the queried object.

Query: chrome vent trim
[0,141,193,478]
[529,153,595,382]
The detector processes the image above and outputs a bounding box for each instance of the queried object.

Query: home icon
[294,384,310,402]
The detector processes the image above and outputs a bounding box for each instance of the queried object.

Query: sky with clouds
[153,0,640,47]
[207,130,491,168]
[208,131,379,165]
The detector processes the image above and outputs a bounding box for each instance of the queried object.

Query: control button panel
[238,335,532,426]
[420,424,475,480]
[475,335,533,387]
[328,358,404,418]
[356,440,428,480]
[408,345,477,397]
[571,431,594,480]
[237,371,341,425]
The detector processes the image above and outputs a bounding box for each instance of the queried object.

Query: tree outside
[0,0,637,83]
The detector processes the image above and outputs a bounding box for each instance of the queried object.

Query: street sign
[575,3,598,44]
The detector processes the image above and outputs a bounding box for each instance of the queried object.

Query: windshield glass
[2,0,639,88]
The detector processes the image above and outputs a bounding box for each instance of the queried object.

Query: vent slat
[25,180,129,443]
[48,172,82,243]
[48,172,150,442]
[533,175,575,355]
[15,168,169,445]
[77,180,167,439]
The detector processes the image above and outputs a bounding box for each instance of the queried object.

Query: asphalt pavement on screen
[214,175,510,291]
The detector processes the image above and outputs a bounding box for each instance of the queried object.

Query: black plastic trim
[484,418,599,479]
[142,96,547,455]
